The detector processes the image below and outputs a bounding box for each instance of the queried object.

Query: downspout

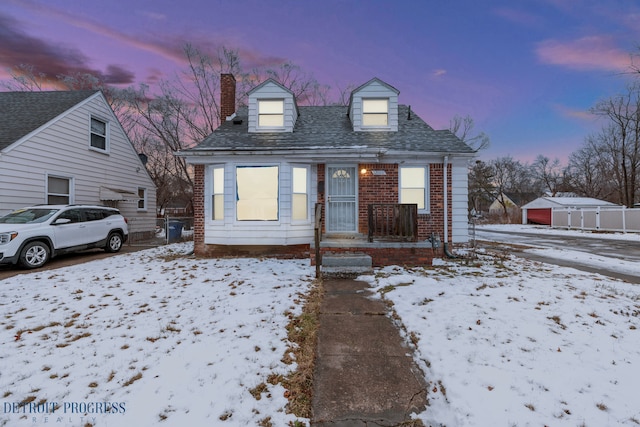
[443,156,457,258]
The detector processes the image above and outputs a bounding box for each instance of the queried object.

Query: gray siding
[451,161,469,243]
[349,80,399,131]
[248,81,297,133]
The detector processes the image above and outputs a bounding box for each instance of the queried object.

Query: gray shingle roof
[187,105,475,155]
[0,90,99,150]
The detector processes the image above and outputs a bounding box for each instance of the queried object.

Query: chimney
[220,74,236,122]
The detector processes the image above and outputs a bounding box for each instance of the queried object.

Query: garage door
[527,208,551,225]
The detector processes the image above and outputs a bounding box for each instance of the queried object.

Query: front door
[326,166,357,233]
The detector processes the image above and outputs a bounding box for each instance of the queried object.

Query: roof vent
[233,118,243,125]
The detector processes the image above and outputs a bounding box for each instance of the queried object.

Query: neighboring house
[178,75,475,266]
[488,192,538,215]
[521,197,616,225]
[0,90,157,239]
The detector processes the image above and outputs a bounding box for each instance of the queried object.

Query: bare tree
[449,114,490,151]
[589,82,640,206]
[566,137,616,200]
[531,155,566,196]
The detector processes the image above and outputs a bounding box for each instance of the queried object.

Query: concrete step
[321,252,373,278]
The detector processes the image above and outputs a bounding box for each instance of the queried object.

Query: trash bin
[168,220,183,242]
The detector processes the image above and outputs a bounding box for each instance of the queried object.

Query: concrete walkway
[311,278,427,426]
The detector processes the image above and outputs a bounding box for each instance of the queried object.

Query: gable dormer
[248,79,298,133]
[348,78,399,132]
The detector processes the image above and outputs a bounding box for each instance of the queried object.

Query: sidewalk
[311,278,427,426]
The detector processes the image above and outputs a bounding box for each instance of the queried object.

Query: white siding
[248,81,297,133]
[349,80,399,131]
[203,160,315,246]
[450,161,469,243]
[0,94,156,234]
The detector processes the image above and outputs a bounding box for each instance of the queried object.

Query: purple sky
[1,0,639,162]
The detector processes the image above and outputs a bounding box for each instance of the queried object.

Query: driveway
[473,227,640,284]
[0,243,163,281]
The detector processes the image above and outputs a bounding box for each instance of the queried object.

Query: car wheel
[105,232,123,253]
[19,241,50,269]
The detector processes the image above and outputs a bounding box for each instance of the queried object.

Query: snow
[0,244,313,427]
[1,226,639,426]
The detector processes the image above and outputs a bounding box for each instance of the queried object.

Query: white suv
[0,205,129,269]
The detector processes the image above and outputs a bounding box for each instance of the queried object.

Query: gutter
[442,155,457,258]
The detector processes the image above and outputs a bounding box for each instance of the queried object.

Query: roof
[183,105,475,156]
[522,197,618,209]
[0,90,99,150]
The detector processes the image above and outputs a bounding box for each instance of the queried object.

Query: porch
[311,203,443,275]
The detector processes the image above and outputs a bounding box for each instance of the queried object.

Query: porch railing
[368,204,418,242]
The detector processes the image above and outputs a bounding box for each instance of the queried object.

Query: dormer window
[258,99,284,127]
[362,99,389,126]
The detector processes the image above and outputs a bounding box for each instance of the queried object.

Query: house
[178,75,475,267]
[0,90,157,240]
[521,197,616,225]
[488,192,538,216]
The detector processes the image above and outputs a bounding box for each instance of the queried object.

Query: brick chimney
[220,74,236,122]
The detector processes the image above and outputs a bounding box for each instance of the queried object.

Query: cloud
[432,69,447,77]
[552,103,597,121]
[0,12,137,86]
[536,35,632,72]
[494,7,542,27]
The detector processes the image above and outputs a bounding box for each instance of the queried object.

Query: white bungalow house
[178,75,475,267]
[0,90,157,239]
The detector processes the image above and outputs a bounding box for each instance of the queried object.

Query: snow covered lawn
[2,237,639,426]
[364,255,640,426]
[0,243,313,427]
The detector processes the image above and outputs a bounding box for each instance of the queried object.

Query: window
[400,167,428,211]
[57,208,83,223]
[90,117,108,151]
[212,167,224,220]
[137,188,147,210]
[47,176,71,204]
[292,167,308,220]
[258,100,284,127]
[362,99,388,126]
[236,166,279,221]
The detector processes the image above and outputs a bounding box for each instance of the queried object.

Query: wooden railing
[314,202,323,278]
[368,204,418,242]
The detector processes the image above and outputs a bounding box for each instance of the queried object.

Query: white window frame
[399,166,429,213]
[212,166,225,221]
[235,165,280,221]
[362,98,389,127]
[46,174,74,205]
[291,165,310,222]
[257,99,284,128]
[90,116,109,153]
[137,187,147,211]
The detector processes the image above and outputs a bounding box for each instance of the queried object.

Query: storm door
[326,166,357,232]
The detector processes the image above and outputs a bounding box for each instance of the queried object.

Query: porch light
[360,168,367,175]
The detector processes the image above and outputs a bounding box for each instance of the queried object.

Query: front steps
[320,252,373,278]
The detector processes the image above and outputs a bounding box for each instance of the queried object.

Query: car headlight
[0,232,18,244]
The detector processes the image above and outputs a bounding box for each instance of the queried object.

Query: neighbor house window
[236,166,279,220]
[212,166,224,220]
[362,99,388,126]
[292,166,308,220]
[47,176,72,204]
[258,100,284,127]
[90,117,108,151]
[137,188,147,210]
[400,166,428,211]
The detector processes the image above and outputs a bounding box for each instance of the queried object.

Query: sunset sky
[1,0,639,162]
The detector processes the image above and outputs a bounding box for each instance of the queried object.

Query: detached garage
[521,197,616,225]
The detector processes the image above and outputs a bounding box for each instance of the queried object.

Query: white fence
[552,207,640,233]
